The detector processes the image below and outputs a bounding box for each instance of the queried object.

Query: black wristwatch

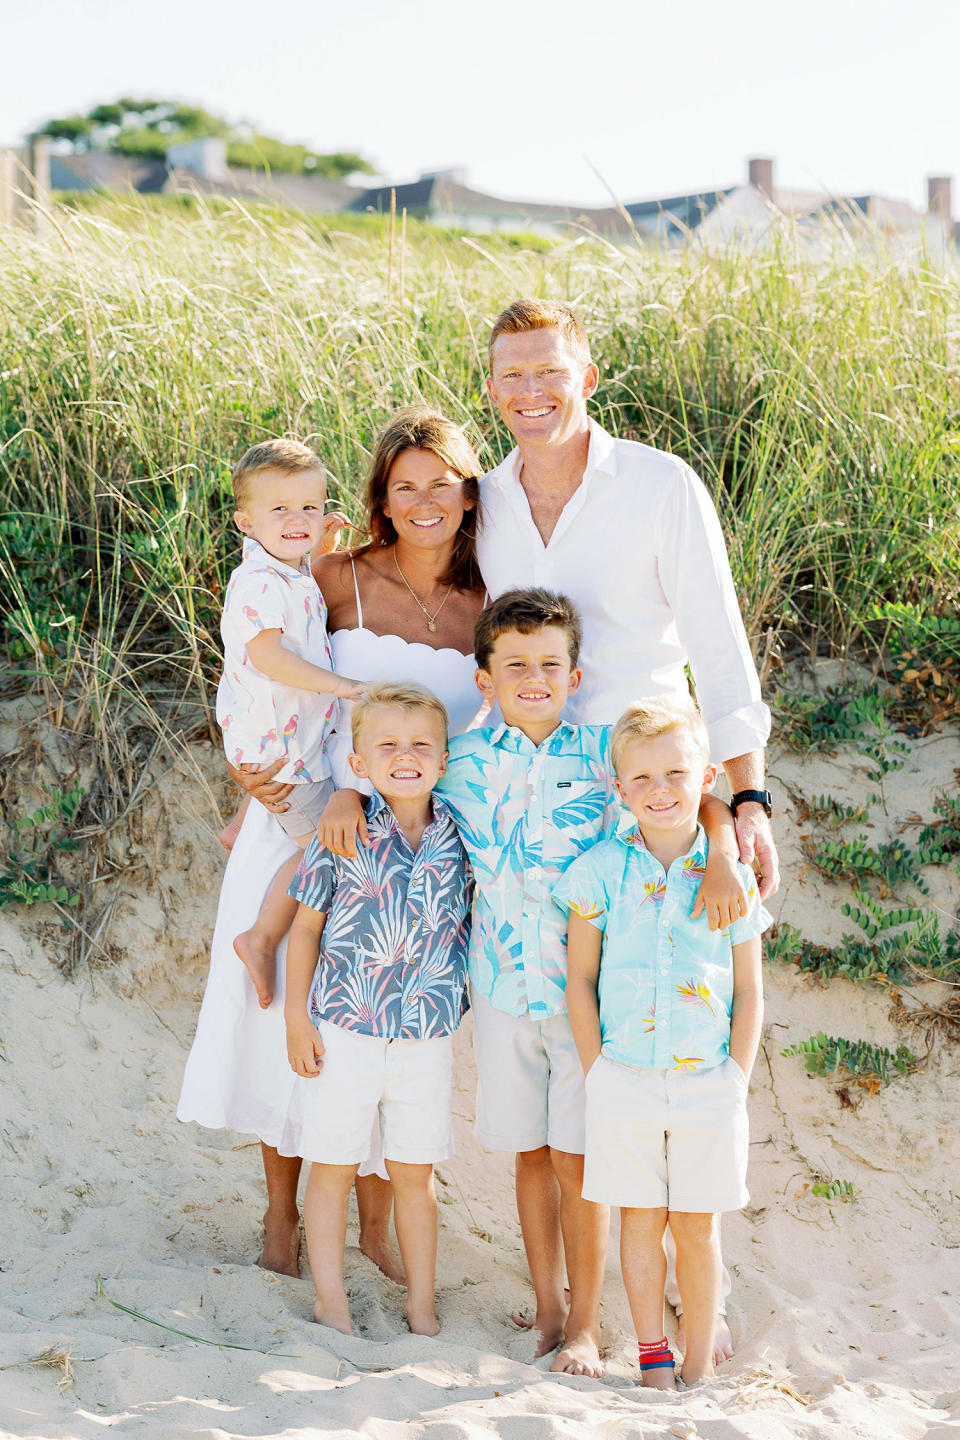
[730,789,773,818]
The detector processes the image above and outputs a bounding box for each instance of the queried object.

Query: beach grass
[1,192,957,746]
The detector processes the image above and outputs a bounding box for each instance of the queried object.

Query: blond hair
[610,698,710,776]
[350,681,450,750]
[232,438,325,510]
[488,298,591,369]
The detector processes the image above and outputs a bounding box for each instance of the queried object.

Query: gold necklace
[393,549,452,633]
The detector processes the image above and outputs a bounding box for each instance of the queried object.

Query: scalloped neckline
[331,625,475,664]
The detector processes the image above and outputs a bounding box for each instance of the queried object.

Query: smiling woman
[178,407,488,1282]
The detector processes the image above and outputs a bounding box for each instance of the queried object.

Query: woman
[178,407,487,1280]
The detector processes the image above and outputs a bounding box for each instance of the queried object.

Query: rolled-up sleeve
[655,461,771,764]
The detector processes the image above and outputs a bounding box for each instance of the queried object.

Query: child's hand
[692,852,748,931]
[316,788,369,858]
[329,676,368,702]
[316,511,356,556]
[286,1017,324,1077]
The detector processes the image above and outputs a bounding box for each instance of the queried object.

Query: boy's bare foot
[359,1230,406,1285]
[680,1362,714,1388]
[641,1366,677,1392]
[550,1328,604,1378]
[676,1313,733,1365]
[234,930,276,1009]
[257,1207,300,1277]
[313,1297,354,1334]
[405,1303,440,1336]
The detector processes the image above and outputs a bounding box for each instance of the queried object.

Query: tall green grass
[1,193,958,751]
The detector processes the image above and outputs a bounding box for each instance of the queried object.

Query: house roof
[350,176,632,235]
[164,165,358,212]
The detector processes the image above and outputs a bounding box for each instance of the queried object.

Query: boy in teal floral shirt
[557,697,771,1391]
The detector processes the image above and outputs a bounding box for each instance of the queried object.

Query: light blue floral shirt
[437,722,623,1019]
[288,791,471,1040]
[553,824,772,1071]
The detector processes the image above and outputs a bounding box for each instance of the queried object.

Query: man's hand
[316,788,369,858]
[225,756,294,813]
[734,803,780,899]
[286,1016,324,1077]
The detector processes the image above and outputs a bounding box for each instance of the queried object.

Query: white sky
[3,0,958,212]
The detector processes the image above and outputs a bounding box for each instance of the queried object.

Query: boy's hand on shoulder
[692,852,748,931]
[286,1017,325,1077]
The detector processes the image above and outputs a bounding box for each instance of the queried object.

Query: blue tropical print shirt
[288,791,471,1040]
[553,823,772,1071]
[436,722,622,1020]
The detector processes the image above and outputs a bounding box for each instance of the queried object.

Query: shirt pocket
[545,766,607,863]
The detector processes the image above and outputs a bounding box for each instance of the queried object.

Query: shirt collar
[485,719,580,750]
[241,535,312,578]
[485,417,618,492]
[617,820,708,870]
[365,788,453,835]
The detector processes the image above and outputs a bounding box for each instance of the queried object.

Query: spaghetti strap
[350,557,364,628]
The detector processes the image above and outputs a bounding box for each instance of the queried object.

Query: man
[475,298,780,1377]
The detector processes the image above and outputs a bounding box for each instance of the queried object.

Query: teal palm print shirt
[288,791,471,1039]
[437,722,623,1020]
[553,824,772,1071]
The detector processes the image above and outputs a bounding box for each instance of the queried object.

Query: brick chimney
[927,175,952,222]
[748,156,774,197]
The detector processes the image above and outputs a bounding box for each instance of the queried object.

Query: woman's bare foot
[313,1296,354,1334]
[550,1327,604,1378]
[359,1228,406,1285]
[234,930,276,1009]
[676,1313,733,1365]
[257,1207,300,1277]
[405,1302,440,1337]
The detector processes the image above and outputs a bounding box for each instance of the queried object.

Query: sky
[2,0,958,212]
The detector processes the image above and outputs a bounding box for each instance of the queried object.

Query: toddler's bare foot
[257,1207,300,1277]
[405,1302,440,1336]
[359,1228,406,1285]
[219,817,243,851]
[676,1312,732,1365]
[234,930,276,1009]
[550,1327,603,1378]
[313,1296,354,1335]
[642,1366,677,1391]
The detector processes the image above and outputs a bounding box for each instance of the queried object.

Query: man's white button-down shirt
[476,419,770,762]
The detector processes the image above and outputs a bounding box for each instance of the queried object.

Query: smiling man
[475,297,779,1367]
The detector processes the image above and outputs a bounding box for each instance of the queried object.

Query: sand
[2,685,960,1439]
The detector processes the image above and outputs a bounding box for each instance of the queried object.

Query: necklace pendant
[428,620,437,633]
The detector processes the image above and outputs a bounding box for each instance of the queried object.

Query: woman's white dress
[177,565,483,1155]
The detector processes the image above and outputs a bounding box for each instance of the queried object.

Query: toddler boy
[284,682,471,1337]
[438,590,744,1378]
[556,698,770,1389]
[216,438,363,1008]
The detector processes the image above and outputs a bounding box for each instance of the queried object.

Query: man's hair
[354,407,484,593]
[488,299,591,369]
[350,680,450,750]
[232,439,325,510]
[610,698,711,776]
[474,588,582,672]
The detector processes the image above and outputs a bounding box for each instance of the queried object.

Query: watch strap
[731,788,773,817]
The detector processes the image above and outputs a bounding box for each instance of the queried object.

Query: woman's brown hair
[355,407,484,592]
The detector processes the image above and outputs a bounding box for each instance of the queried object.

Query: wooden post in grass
[0,148,15,225]
[30,136,51,230]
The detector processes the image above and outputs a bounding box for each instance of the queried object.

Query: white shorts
[298,1019,454,1166]
[583,1054,749,1213]
[471,989,586,1155]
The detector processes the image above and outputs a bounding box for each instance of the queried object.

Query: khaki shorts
[297,1019,454,1167]
[471,989,586,1155]
[274,777,336,840]
[582,1054,749,1213]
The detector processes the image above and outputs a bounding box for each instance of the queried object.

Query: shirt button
[660,968,669,975]
[658,1020,667,1028]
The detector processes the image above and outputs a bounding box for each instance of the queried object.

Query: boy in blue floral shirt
[556,698,771,1390]
[438,591,747,1379]
[285,682,471,1339]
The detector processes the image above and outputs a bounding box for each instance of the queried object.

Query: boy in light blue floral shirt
[556,697,771,1391]
[438,590,747,1380]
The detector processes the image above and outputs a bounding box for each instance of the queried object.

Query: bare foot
[313,1297,354,1335]
[257,1207,300,1277]
[641,1365,677,1392]
[680,1361,714,1388]
[405,1303,440,1336]
[676,1312,733,1366]
[359,1229,406,1285]
[234,930,276,1009]
[550,1329,604,1378]
[219,818,243,851]
[511,1286,570,1329]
